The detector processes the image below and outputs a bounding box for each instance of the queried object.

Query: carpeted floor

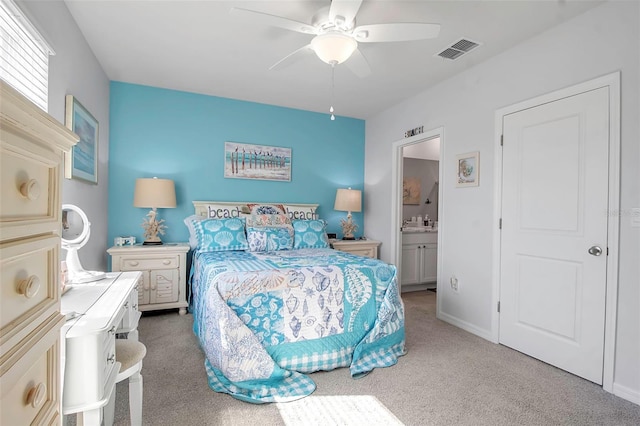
[110,291,640,425]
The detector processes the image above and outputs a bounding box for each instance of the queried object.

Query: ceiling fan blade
[329,0,363,26]
[353,23,441,43]
[230,7,317,34]
[269,44,314,71]
[344,48,371,78]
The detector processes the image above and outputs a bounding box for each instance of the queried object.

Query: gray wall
[364,1,639,403]
[20,1,110,271]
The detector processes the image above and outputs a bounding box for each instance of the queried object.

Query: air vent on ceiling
[436,38,481,60]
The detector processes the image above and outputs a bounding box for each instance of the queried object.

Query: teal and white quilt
[191,248,405,403]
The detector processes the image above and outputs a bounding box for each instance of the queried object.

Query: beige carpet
[107,290,640,425]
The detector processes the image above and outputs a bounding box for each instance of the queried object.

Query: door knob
[588,246,602,256]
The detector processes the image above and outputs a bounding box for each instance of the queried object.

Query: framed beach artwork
[456,151,479,187]
[64,95,99,183]
[403,177,421,205]
[224,142,291,181]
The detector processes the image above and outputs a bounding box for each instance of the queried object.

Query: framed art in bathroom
[456,151,479,188]
[403,177,421,204]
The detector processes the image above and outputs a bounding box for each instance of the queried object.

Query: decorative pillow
[284,205,319,220]
[246,203,286,215]
[246,213,291,227]
[292,219,329,249]
[189,217,248,252]
[184,215,205,250]
[246,226,294,252]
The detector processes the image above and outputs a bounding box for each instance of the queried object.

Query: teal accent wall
[108,82,365,246]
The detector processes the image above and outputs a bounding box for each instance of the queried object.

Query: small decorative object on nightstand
[331,239,381,259]
[108,243,189,315]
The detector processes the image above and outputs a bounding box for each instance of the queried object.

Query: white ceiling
[63,0,602,119]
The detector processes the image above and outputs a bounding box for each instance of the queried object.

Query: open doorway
[390,127,444,297]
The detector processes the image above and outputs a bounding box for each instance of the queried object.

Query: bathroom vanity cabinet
[401,232,438,288]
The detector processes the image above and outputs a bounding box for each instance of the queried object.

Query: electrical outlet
[450,276,459,292]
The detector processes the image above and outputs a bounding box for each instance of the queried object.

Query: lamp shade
[334,188,362,213]
[311,33,358,65]
[133,177,176,209]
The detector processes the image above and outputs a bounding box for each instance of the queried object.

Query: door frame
[390,127,444,294]
[492,72,621,392]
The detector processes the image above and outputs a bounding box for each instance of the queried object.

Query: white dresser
[61,271,142,424]
[0,82,78,424]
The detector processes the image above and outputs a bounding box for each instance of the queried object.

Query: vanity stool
[104,339,147,426]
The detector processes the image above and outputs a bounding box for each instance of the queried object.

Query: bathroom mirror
[61,204,106,284]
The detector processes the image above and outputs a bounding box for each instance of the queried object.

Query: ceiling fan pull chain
[330,63,336,120]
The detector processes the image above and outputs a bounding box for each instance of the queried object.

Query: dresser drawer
[0,133,62,240]
[0,235,59,351]
[63,325,118,411]
[118,255,179,271]
[102,330,116,384]
[119,278,141,333]
[62,300,124,412]
[0,317,62,426]
[331,240,380,259]
[341,247,376,258]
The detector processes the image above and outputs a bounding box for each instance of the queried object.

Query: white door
[499,87,609,384]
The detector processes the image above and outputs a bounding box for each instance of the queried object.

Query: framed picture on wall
[403,177,421,204]
[224,141,291,181]
[64,95,99,184]
[456,151,479,187]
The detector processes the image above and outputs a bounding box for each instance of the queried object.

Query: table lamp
[133,177,176,245]
[334,188,362,240]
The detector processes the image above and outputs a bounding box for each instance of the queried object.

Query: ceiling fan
[230,0,441,78]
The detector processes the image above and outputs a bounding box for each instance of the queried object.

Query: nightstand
[107,243,190,315]
[331,239,381,259]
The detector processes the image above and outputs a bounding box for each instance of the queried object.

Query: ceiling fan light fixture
[311,33,357,65]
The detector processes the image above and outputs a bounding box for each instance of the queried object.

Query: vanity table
[61,271,142,425]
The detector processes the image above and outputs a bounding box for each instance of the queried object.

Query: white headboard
[192,201,319,219]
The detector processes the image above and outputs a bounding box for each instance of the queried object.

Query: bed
[186,201,405,403]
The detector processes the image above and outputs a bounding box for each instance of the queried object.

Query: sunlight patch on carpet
[277,395,404,425]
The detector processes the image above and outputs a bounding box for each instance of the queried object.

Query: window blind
[0,0,54,111]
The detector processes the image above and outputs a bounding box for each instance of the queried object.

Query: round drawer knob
[19,179,41,201]
[26,382,46,408]
[18,275,40,299]
[129,261,139,266]
[162,260,171,265]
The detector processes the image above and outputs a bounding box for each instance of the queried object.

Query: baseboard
[401,283,436,293]
[613,382,640,406]
[436,311,495,342]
